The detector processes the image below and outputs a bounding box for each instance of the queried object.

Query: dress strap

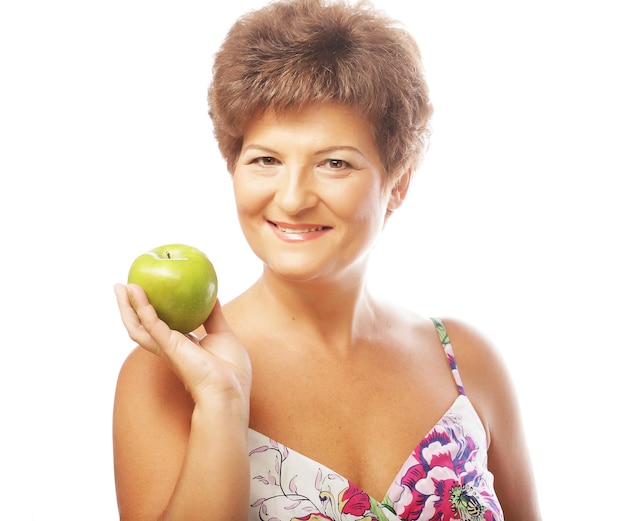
[431,318,465,395]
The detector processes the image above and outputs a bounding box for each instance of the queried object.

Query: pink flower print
[339,483,372,517]
[390,416,493,521]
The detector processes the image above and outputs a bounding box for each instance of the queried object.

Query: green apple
[127,243,218,334]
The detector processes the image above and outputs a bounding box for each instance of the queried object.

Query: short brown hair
[208,0,433,181]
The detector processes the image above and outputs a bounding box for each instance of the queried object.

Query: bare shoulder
[115,346,192,412]
[437,318,513,430]
[113,347,193,519]
[437,318,511,383]
[437,317,503,363]
[114,345,193,443]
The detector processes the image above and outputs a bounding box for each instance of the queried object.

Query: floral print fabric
[247,319,504,520]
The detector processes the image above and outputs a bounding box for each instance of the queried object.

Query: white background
[1,1,624,519]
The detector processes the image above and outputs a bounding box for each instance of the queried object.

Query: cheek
[331,183,386,223]
[233,175,264,216]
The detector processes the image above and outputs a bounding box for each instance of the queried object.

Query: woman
[113,0,542,519]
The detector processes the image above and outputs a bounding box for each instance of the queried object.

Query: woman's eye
[325,159,349,169]
[255,156,277,166]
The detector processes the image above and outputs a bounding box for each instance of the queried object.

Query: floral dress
[247,319,504,521]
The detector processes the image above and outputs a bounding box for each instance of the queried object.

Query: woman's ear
[387,170,412,212]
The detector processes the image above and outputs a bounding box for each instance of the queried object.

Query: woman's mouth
[269,221,331,241]
[276,224,325,233]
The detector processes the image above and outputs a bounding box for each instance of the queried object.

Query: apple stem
[166,251,171,259]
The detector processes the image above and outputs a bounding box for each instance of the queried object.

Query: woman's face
[232,102,405,284]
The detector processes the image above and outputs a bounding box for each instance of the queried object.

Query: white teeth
[277,225,324,233]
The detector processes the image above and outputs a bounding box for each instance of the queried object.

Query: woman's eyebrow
[315,145,364,156]
[241,144,280,154]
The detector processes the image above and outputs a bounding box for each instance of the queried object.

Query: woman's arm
[113,284,252,520]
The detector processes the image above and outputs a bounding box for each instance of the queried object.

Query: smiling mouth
[271,222,330,234]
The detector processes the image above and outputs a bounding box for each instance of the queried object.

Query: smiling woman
[4,0,625,518]
[111,1,542,520]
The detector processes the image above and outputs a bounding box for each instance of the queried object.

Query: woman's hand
[114,283,251,410]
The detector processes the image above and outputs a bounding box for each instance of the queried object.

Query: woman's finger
[114,283,160,352]
[126,283,184,356]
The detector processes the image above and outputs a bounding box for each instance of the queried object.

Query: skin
[113,102,542,520]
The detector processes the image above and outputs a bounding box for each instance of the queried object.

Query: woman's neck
[240,267,383,357]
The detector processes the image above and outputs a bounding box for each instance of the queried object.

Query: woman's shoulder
[436,317,500,357]
[115,346,193,418]
[437,317,518,443]
[436,317,509,379]
[117,345,179,387]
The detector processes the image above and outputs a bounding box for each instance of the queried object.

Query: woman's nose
[274,167,319,214]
